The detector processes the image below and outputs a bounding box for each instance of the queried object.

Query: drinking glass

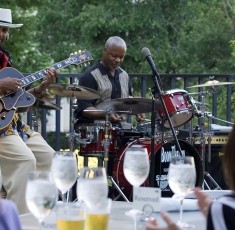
[123,145,150,230]
[168,156,196,229]
[77,167,108,208]
[123,145,150,188]
[57,202,85,230]
[51,151,78,202]
[25,171,58,229]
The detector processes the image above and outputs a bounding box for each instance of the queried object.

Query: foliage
[1,0,235,122]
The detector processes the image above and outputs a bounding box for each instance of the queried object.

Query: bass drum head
[112,138,203,200]
[154,139,203,197]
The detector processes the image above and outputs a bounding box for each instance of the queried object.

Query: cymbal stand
[31,108,39,132]
[197,94,222,190]
[67,96,81,152]
[103,109,129,202]
[66,95,80,202]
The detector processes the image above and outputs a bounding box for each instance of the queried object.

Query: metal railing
[26,73,235,150]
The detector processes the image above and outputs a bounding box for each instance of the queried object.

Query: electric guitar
[0,50,93,131]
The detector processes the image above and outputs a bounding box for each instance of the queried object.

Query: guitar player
[0,8,57,214]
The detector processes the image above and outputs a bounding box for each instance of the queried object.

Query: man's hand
[194,187,212,217]
[108,113,123,123]
[38,68,57,91]
[136,113,145,122]
[0,77,22,95]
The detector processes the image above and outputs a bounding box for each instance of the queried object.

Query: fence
[25,73,235,150]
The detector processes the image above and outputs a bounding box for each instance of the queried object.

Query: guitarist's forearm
[28,85,45,97]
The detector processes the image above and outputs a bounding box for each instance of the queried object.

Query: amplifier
[193,135,228,145]
[194,140,228,190]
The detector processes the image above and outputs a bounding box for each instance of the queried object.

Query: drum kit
[33,79,234,200]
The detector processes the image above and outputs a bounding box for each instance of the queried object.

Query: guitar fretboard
[19,50,92,87]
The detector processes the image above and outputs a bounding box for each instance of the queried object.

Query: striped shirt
[207,193,235,230]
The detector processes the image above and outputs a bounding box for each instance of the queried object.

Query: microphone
[141,47,159,76]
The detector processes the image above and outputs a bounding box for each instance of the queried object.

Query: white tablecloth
[20,200,206,230]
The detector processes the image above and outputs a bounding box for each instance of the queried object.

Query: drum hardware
[102,109,130,202]
[188,91,211,96]
[75,108,129,201]
[48,83,101,99]
[191,93,222,190]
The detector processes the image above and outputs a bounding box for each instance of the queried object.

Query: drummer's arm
[82,107,122,123]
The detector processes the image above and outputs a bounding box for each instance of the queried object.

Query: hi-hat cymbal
[97,97,162,114]
[187,80,235,88]
[34,98,62,110]
[48,84,101,99]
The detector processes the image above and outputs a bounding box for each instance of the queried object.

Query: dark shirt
[75,60,132,124]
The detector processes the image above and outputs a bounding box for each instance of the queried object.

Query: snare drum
[158,89,193,128]
[76,123,118,157]
[112,138,203,199]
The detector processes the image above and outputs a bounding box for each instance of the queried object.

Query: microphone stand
[141,47,183,188]
[149,78,183,187]
[148,66,183,188]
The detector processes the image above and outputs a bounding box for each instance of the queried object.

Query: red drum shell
[77,123,118,157]
[157,89,193,128]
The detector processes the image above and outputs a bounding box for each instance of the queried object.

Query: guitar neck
[19,50,93,87]
[19,58,72,87]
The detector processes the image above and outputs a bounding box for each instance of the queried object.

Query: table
[20,201,206,230]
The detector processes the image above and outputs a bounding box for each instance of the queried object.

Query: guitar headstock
[69,50,93,67]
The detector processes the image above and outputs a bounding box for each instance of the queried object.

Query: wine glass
[123,145,150,230]
[51,151,78,202]
[25,171,58,229]
[123,145,150,188]
[168,156,196,229]
[77,167,108,208]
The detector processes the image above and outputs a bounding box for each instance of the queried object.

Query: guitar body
[0,68,36,130]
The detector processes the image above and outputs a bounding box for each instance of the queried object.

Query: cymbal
[39,92,55,100]
[34,98,62,110]
[97,97,162,114]
[187,80,235,88]
[48,84,101,99]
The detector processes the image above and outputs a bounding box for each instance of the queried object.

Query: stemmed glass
[168,156,196,229]
[25,171,58,229]
[51,151,78,202]
[123,145,150,230]
[77,167,108,208]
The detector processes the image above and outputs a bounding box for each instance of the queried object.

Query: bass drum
[112,138,203,200]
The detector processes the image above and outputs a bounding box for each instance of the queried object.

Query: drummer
[74,36,145,173]
[74,36,145,127]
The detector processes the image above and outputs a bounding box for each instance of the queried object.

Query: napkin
[185,190,232,200]
[160,197,199,212]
